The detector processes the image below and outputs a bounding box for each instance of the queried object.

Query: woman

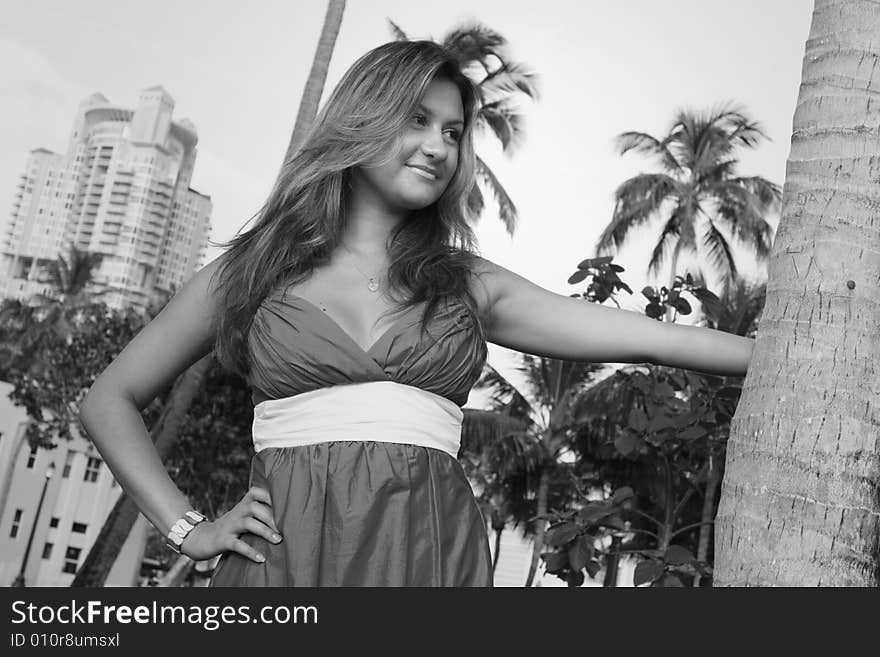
[79,40,753,587]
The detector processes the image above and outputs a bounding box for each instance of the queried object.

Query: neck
[342,173,409,260]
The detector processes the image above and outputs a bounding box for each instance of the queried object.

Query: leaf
[578,502,614,524]
[628,406,648,431]
[633,559,664,586]
[610,264,625,272]
[647,413,678,433]
[566,569,586,587]
[578,255,613,269]
[678,425,707,441]
[612,486,635,505]
[641,285,657,300]
[654,382,675,398]
[568,536,592,572]
[584,559,602,578]
[568,269,589,285]
[664,545,695,565]
[598,515,626,531]
[542,551,569,574]
[659,573,684,587]
[614,430,641,457]
[645,302,664,319]
[671,297,692,315]
[546,522,581,547]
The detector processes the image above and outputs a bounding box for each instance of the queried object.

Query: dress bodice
[246,289,488,407]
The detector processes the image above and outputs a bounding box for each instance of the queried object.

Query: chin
[395,191,443,211]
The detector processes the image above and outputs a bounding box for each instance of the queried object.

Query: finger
[248,501,281,535]
[228,537,266,564]
[247,486,273,506]
[242,517,282,544]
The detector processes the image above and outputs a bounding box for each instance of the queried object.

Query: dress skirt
[209,440,494,587]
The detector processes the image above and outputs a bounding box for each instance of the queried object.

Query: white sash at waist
[252,381,464,458]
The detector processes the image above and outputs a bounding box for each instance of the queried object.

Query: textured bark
[283,0,346,166]
[714,0,880,586]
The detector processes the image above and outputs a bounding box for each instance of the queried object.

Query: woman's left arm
[479,259,754,377]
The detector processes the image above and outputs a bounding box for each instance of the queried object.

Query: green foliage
[5,303,155,449]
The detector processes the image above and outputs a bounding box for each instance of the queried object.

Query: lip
[405,164,439,180]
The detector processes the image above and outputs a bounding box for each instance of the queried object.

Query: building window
[62,451,74,478]
[26,445,37,469]
[71,522,87,534]
[42,542,53,559]
[83,457,102,483]
[49,516,59,528]
[62,547,81,574]
[10,509,23,538]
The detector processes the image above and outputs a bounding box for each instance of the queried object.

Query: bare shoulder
[466,255,502,319]
[466,255,540,323]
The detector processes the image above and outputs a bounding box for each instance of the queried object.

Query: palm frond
[647,211,682,278]
[615,131,682,174]
[706,180,778,260]
[386,18,409,41]
[479,60,539,102]
[474,362,536,419]
[701,219,738,288]
[595,173,680,254]
[441,23,507,72]
[477,98,525,153]
[475,154,518,234]
[706,275,766,337]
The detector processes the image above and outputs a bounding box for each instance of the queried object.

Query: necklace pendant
[367,279,379,292]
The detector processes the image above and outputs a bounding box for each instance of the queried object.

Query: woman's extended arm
[79,256,280,562]
[478,258,754,377]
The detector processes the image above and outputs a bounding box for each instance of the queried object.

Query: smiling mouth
[406,165,438,181]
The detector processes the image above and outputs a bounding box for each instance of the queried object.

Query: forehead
[419,77,464,122]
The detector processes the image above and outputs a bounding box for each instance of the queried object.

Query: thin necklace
[341,243,384,293]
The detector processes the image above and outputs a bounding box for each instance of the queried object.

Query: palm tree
[389,20,539,235]
[24,243,105,348]
[595,106,780,313]
[463,355,603,586]
[73,0,349,587]
[283,0,346,167]
[714,0,880,586]
[692,274,765,586]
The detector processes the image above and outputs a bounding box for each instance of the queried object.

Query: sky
[1,0,814,404]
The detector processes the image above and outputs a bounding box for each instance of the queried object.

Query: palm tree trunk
[492,527,503,573]
[714,0,880,586]
[603,537,622,587]
[524,468,550,587]
[693,453,721,587]
[71,355,213,587]
[283,0,346,166]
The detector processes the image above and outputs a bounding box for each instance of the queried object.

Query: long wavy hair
[210,40,485,380]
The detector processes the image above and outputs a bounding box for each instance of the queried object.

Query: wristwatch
[165,510,207,554]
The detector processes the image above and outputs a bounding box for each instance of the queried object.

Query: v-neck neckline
[284,292,426,357]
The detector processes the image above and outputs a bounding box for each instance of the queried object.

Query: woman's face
[353,76,465,214]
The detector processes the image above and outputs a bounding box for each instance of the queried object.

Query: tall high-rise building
[1,86,212,312]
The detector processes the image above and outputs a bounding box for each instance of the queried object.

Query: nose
[420,129,448,162]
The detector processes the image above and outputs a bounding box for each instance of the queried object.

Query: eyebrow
[417,104,464,127]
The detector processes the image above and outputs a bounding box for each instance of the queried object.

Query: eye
[412,113,428,126]
[444,128,461,143]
